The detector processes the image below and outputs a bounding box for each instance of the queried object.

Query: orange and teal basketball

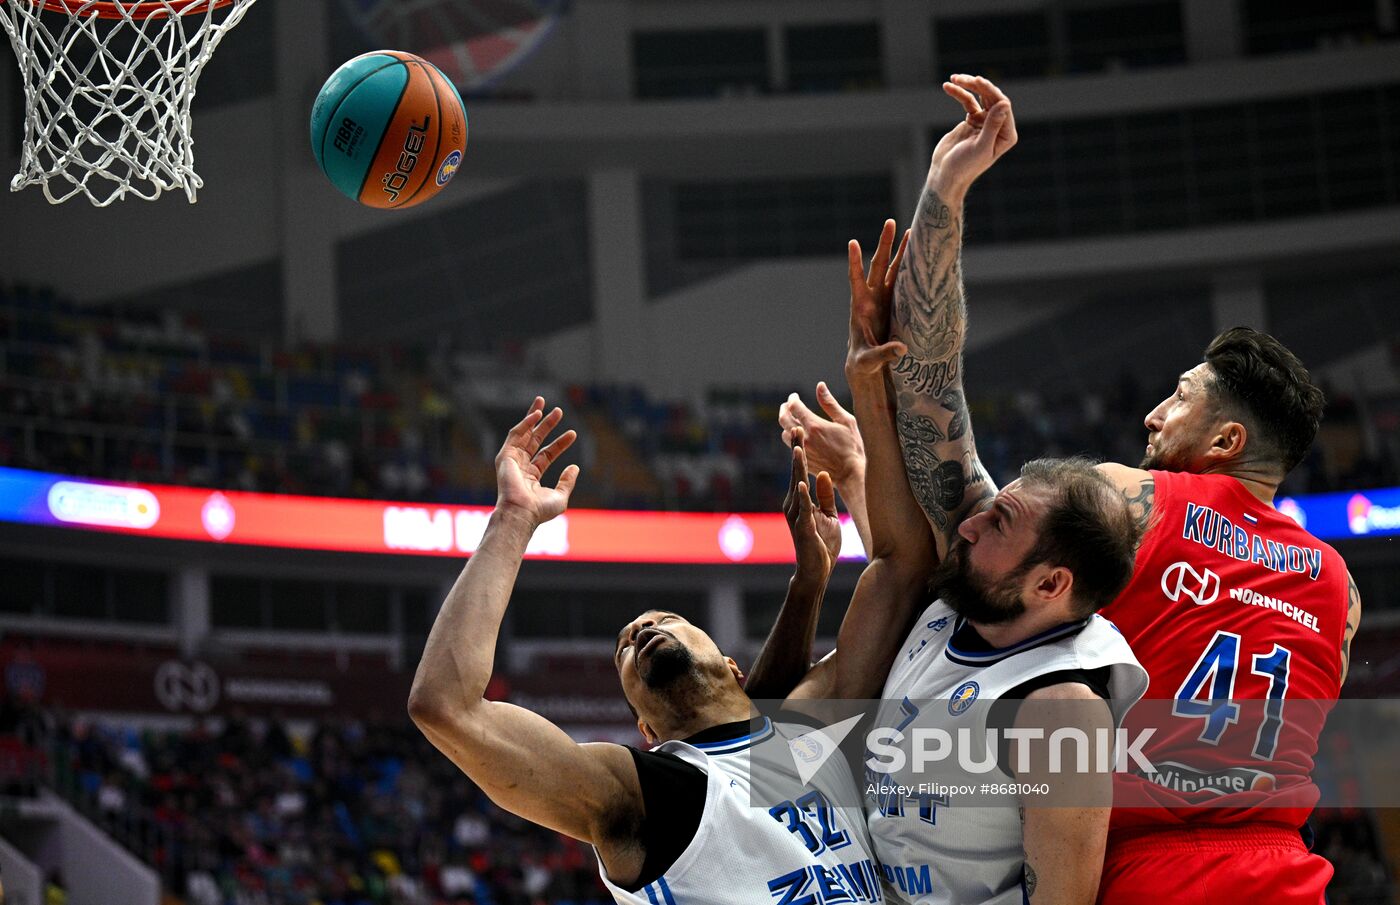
[310,50,468,209]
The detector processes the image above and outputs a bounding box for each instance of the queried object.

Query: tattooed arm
[890,74,1016,555]
[1095,463,1157,543]
[1342,570,1362,687]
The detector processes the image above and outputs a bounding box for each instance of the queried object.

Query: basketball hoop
[0,0,259,205]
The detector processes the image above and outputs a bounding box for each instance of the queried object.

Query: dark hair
[1018,457,1141,618]
[1204,327,1324,474]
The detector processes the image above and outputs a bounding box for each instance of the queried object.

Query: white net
[0,0,259,205]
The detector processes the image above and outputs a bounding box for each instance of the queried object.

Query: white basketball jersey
[868,602,1148,905]
[599,718,885,905]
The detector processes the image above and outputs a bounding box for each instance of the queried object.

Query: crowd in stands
[2,683,1396,905]
[2,285,1396,517]
[3,688,610,905]
[580,372,1397,514]
[0,286,469,504]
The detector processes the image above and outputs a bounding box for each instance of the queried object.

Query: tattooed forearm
[927,199,953,230]
[896,411,943,446]
[939,388,968,441]
[893,353,961,397]
[891,186,966,397]
[1123,477,1155,536]
[899,441,966,531]
[889,184,988,539]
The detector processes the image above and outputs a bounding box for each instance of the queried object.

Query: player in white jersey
[598,716,883,905]
[408,395,933,904]
[765,213,1150,903]
[867,505,1148,904]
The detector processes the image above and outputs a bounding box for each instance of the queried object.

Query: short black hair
[1203,327,1324,474]
[1018,457,1141,618]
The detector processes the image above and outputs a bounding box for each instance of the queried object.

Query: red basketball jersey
[1100,470,1348,830]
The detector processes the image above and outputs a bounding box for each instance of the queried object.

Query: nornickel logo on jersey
[1161,561,1220,606]
[1227,586,1321,633]
[948,681,979,716]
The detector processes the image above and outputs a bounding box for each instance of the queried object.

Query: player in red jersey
[780,74,1361,903]
[1085,330,1354,904]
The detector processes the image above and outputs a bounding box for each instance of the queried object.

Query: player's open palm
[779,383,864,485]
[494,397,579,526]
[846,218,909,379]
[928,74,1018,197]
[784,430,841,576]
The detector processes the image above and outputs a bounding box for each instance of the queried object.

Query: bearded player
[768,216,1150,905]
[410,396,953,904]
[868,74,1360,903]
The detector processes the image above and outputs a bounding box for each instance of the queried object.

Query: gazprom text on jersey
[1183,502,1323,580]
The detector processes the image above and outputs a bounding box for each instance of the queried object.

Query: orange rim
[22,0,236,20]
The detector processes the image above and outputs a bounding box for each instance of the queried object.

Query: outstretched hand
[846,218,909,379]
[494,397,580,527]
[783,428,841,578]
[928,73,1018,200]
[779,382,864,486]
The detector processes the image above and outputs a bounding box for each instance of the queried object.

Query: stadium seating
[3,683,1395,905]
[3,689,612,905]
[1,286,1390,514]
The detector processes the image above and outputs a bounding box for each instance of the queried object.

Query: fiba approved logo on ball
[332,117,365,157]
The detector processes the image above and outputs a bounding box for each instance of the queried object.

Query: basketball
[310,50,468,209]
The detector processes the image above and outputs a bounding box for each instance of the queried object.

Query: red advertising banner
[3,467,864,564]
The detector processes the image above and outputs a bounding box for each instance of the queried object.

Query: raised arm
[787,221,936,701]
[407,399,644,880]
[847,221,934,565]
[745,436,843,700]
[889,74,1016,556]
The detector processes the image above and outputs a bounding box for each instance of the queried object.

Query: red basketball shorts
[1097,825,1332,904]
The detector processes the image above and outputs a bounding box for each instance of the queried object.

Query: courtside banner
[0,465,864,564]
[0,466,1385,562]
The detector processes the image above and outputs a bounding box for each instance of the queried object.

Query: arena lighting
[0,466,1387,563]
